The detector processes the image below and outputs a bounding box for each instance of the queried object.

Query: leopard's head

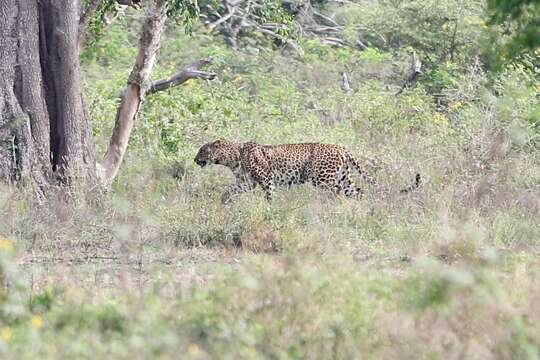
[194,139,239,168]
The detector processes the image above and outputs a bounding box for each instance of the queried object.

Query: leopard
[194,139,420,203]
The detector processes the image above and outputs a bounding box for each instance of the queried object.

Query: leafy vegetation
[1,0,539,358]
[487,0,540,59]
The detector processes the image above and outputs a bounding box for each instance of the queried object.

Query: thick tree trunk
[41,0,96,178]
[0,0,96,191]
[2,0,213,193]
[0,0,51,191]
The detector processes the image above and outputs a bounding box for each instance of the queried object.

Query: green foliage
[81,0,117,48]
[81,14,139,65]
[252,0,295,37]
[487,0,540,60]
[167,0,200,32]
[358,48,391,63]
[334,0,485,65]
[424,63,459,94]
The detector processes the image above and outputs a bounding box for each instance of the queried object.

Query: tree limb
[99,0,168,186]
[251,24,304,56]
[207,0,237,30]
[116,0,142,9]
[147,59,217,95]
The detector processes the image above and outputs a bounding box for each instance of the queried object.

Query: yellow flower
[450,101,463,111]
[433,112,447,124]
[188,344,200,356]
[0,327,12,342]
[31,316,43,329]
[0,238,13,252]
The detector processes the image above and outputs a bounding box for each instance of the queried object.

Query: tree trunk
[100,0,168,186]
[0,0,51,190]
[2,0,213,193]
[0,0,96,191]
[41,0,96,178]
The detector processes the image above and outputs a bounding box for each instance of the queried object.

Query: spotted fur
[194,140,420,203]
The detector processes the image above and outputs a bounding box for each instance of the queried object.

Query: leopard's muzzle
[194,158,208,167]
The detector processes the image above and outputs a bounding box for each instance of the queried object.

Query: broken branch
[396,52,422,96]
[147,59,217,95]
[340,72,351,92]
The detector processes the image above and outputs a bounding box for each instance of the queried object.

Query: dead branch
[200,0,369,53]
[207,2,237,30]
[396,52,422,96]
[356,39,368,50]
[147,59,217,95]
[99,2,216,186]
[305,26,342,35]
[253,25,304,56]
[116,0,142,9]
[312,10,341,28]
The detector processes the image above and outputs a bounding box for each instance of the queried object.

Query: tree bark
[0,0,51,191]
[0,0,96,191]
[41,0,96,178]
[146,59,216,95]
[100,0,168,186]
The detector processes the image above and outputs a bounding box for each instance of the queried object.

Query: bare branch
[252,24,304,56]
[312,10,341,28]
[147,59,217,95]
[356,39,368,50]
[207,0,237,30]
[116,0,142,9]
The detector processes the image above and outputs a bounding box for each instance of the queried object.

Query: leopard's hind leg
[337,166,362,198]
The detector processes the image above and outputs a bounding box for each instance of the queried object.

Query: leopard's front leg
[221,173,256,204]
[259,174,275,201]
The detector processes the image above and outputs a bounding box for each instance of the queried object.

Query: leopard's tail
[346,153,420,194]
